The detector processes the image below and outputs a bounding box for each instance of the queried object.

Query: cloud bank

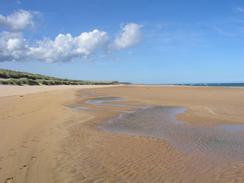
[0,10,142,62]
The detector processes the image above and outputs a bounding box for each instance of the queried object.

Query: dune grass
[0,69,119,86]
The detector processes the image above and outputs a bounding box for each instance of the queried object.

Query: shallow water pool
[86,96,125,106]
[99,106,244,161]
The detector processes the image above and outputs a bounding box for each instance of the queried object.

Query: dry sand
[0,85,116,97]
[0,85,244,183]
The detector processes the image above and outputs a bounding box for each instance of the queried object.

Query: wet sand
[1,85,244,182]
[100,106,244,161]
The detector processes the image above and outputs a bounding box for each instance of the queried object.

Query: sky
[0,0,244,84]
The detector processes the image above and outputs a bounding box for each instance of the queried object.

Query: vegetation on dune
[0,69,120,86]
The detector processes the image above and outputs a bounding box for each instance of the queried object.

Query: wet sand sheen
[86,96,123,104]
[86,96,125,107]
[99,106,244,161]
[82,96,244,161]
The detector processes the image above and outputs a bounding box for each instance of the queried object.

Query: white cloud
[0,10,142,62]
[0,30,108,62]
[0,10,34,31]
[0,32,29,61]
[29,29,108,62]
[113,23,142,49]
[75,29,108,56]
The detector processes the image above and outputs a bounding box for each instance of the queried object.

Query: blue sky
[0,0,244,83]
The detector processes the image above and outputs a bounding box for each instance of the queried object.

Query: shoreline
[133,84,244,89]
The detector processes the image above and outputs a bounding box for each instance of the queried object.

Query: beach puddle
[86,97,126,107]
[66,104,91,110]
[99,106,244,161]
[217,124,244,133]
[67,96,128,111]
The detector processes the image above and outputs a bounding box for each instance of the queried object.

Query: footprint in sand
[31,155,37,160]
[4,177,14,183]
[19,164,28,170]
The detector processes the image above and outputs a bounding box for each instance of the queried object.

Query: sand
[0,85,117,97]
[0,85,244,183]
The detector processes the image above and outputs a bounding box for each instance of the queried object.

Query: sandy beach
[1,85,244,183]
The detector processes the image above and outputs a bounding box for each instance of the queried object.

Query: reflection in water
[67,97,125,111]
[86,97,126,107]
[217,124,244,133]
[99,106,244,161]
[66,105,91,110]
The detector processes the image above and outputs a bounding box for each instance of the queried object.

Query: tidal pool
[67,96,127,111]
[66,105,91,110]
[217,124,244,133]
[86,97,126,107]
[99,106,244,161]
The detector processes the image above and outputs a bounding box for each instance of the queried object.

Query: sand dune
[1,85,244,182]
